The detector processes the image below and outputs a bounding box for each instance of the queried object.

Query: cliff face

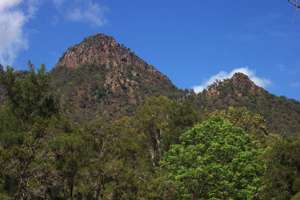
[52,33,181,121]
[57,34,148,69]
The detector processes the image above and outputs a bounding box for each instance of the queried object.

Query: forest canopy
[0,66,300,200]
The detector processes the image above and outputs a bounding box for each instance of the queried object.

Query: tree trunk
[69,180,74,200]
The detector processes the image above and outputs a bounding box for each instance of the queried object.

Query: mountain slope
[194,73,300,135]
[51,34,182,121]
[49,33,300,134]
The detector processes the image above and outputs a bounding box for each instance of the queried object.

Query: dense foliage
[161,117,265,200]
[0,66,299,200]
[261,136,300,200]
[194,73,300,136]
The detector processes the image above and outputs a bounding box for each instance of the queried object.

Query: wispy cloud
[290,82,300,88]
[0,0,41,65]
[53,0,108,27]
[193,67,271,93]
[0,0,27,65]
[0,0,108,65]
[26,0,40,18]
[0,0,22,10]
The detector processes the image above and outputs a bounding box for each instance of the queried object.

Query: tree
[46,116,156,200]
[289,0,300,8]
[134,96,174,167]
[49,129,89,200]
[104,117,154,200]
[161,117,266,200]
[261,136,300,200]
[0,65,60,199]
[0,65,59,126]
[79,117,148,200]
[208,107,268,143]
[135,96,198,167]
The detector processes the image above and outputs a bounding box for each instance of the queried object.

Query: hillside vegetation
[0,34,300,199]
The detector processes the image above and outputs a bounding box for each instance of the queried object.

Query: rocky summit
[51,33,181,121]
[194,72,300,135]
[57,33,151,70]
[0,34,300,135]
[49,33,300,135]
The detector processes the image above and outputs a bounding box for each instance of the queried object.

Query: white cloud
[0,0,108,65]
[0,0,27,65]
[26,0,40,18]
[53,0,108,27]
[0,0,41,65]
[193,67,271,93]
[0,0,22,11]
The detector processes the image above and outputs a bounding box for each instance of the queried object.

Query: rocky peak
[230,73,264,95]
[55,32,177,93]
[204,73,263,97]
[231,73,256,88]
[231,72,251,81]
[51,33,180,120]
[56,33,148,70]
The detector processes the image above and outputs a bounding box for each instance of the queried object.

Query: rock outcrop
[52,33,181,121]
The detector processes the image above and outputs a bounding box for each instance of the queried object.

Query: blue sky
[1,0,300,100]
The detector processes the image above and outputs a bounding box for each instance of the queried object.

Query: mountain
[194,73,300,135]
[51,33,182,121]
[0,33,298,135]
[46,33,300,134]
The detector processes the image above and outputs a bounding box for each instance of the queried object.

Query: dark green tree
[49,129,89,200]
[0,64,59,199]
[261,136,300,200]
[82,117,156,200]
[135,96,198,167]
[0,65,59,126]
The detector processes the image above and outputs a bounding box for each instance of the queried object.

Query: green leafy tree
[208,107,268,143]
[161,117,265,200]
[166,100,199,149]
[49,129,89,200]
[135,96,198,167]
[0,64,59,199]
[45,116,155,200]
[0,65,59,126]
[261,136,300,200]
[291,192,300,200]
[135,96,174,167]
[81,117,155,200]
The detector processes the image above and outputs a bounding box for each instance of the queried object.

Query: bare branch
[289,0,300,8]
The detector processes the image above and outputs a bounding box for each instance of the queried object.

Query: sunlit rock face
[52,33,181,121]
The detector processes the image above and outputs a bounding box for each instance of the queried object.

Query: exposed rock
[52,33,182,121]
[194,72,300,135]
